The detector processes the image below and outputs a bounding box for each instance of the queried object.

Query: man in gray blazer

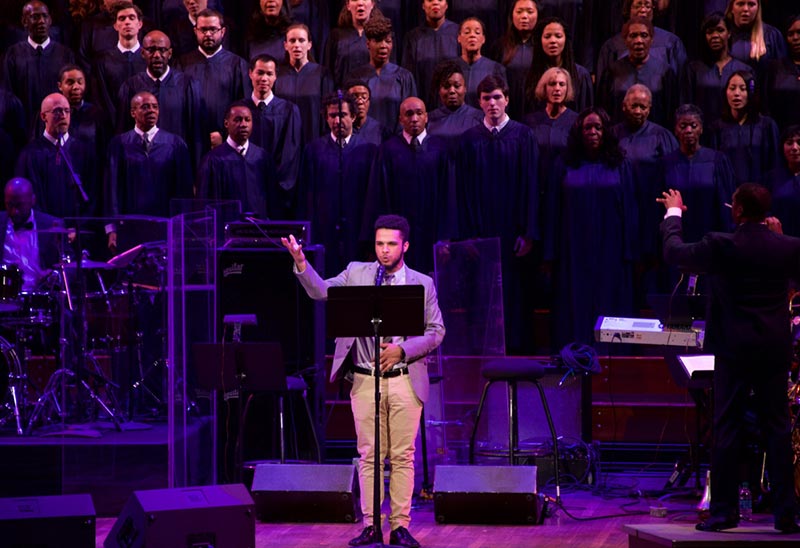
[282,214,444,548]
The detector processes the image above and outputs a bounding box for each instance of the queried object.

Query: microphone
[375,264,385,286]
[55,131,63,166]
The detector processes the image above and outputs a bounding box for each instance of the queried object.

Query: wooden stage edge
[625,523,800,547]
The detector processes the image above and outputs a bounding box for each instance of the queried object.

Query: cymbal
[36,227,92,235]
[56,259,117,270]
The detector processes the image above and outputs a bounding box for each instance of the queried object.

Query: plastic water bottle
[738,482,752,521]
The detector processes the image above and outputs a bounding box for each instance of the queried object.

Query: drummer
[0,177,63,290]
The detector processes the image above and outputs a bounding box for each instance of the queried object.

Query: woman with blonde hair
[725,0,786,71]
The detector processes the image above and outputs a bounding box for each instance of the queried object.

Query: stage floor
[92,472,800,547]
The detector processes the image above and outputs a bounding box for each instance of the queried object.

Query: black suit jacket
[0,210,63,275]
[661,215,800,362]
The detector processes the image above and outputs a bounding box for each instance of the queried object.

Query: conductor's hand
[766,216,783,235]
[280,234,307,272]
[514,236,533,257]
[656,189,687,212]
[379,343,404,372]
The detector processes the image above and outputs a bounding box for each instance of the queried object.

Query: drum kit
[0,240,168,436]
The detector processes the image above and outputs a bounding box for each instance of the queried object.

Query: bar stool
[277,374,322,464]
[468,358,561,501]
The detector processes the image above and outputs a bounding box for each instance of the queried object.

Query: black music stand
[327,285,425,548]
[193,342,286,481]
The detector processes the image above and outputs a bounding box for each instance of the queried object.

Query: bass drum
[0,335,22,428]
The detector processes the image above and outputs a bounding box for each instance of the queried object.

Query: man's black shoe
[389,526,421,548]
[695,515,739,532]
[349,526,381,546]
[775,518,800,534]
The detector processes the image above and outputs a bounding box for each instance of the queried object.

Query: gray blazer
[296,260,445,402]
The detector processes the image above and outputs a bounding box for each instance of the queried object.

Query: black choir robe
[523,108,578,201]
[612,120,678,257]
[730,23,787,77]
[402,19,460,110]
[178,48,252,137]
[105,128,193,217]
[246,34,287,64]
[2,39,75,137]
[708,115,780,187]
[345,63,417,133]
[197,141,279,220]
[427,103,484,143]
[363,133,453,274]
[596,56,679,128]
[296,133,378,276]
[275,62,335,145]
[93,47,147,124]
[244,95,302,202]
[167,15,232,59]
[288,0,331,61]
[764,58,800,132]
[323,27,369,88]
[765,166,800,238]
[15,134,99,218]
[596,27,687,81]
[489,39,534,121]
[546,158,637,347]
[352,116,390,147]
[78,11,153,74]
[117,68,204,165]
[0,90,27,164]
[455,120,540,353]
[453,56,507,109]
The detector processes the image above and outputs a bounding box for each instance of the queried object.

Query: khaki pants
[350,372,422,530]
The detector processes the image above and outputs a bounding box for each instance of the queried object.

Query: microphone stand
[369,264,386,547]
[336,90,346,267]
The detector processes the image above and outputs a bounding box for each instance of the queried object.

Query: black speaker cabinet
[0,493,95,548]
[433,465,541,525]
[251,463,361,523]
[103,483,255,548]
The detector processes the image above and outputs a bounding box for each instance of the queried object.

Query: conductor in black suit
[0,177,62,290]
[658,184,800,533]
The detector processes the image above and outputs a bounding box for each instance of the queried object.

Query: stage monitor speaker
[0,493,95,548]
[103,483,255,548]
[251,463,361,523]
[433,465,541,525]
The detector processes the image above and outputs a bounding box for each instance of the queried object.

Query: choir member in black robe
[596,17,678,128]
[612,84,677,303]
[274,23,334,144]
[346,16,417,133]
[78,0,153,74]
[765,126,800,238]
[546,107,637,348]
[197,102,280,220]
[246,0,292,61]
[363,97,451,275]
[595,0,687,80]
[402,0,459,110]
[51,65,111,162]
[490,0,538,121]
[15,93,99,218]
[662,104,735,246]
[523,16,593,115]
[427,60,484,141]
[296,92,378,275]
[682,12,750,127]
[178,9,251,149]
[285,0,330,61]
[455,75,539,354]
[323,0,385,87]
[245,54,302,206]
[454,17,507,109]
[523,67,577,200]
[106,92,193,220]
[167,0,232,58]
[345,79,391,145]
[709,70,779,186]
[536,0,589,68]
[726,0,787,76]
[448,0,507,46]
[764,16,800,131]
[117,31,204,166]
[92,2,146,124]
[2,1,76,138]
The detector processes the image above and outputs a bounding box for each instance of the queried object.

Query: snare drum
[15,291,56,326]
[0,264,21,312]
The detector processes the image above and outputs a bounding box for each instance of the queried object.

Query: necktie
[153,78,161,97]
[142,132,151,153]
[491,127,499,137]
[124,51,133,63]
[411,137,420,151]
[258,101,267,112]
[35,45,43,56]
[238,146,246,156]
